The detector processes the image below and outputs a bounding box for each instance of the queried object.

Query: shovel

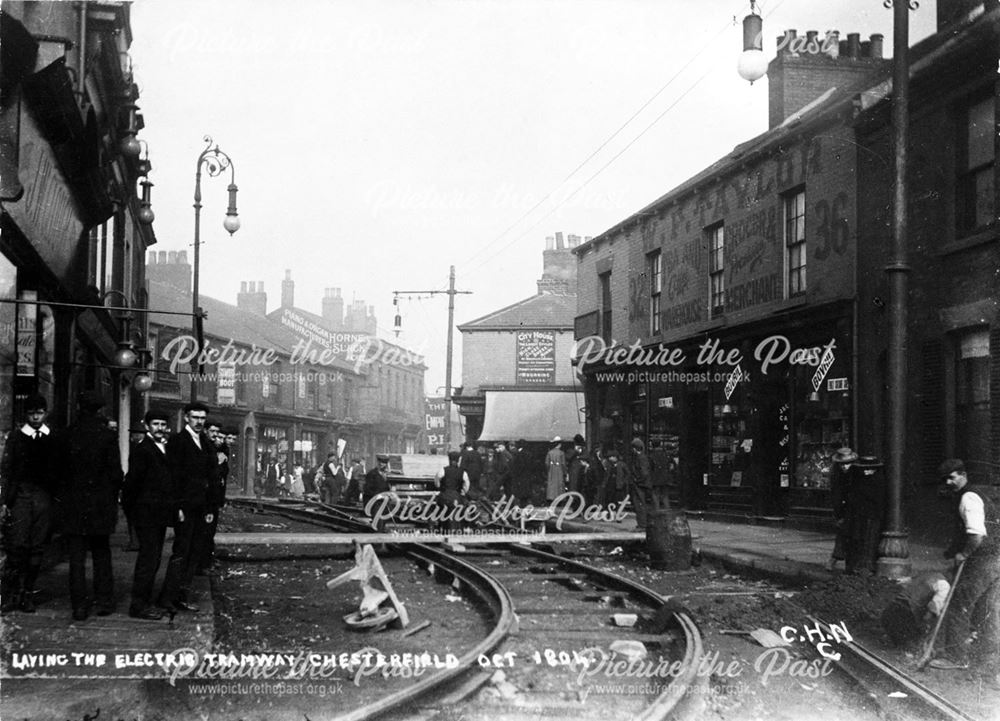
[916,559,965,670]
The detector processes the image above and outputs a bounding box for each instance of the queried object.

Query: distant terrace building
[454,234,586,444]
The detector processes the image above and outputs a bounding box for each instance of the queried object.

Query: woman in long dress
[545,438,567,502]
[290,463,306,498]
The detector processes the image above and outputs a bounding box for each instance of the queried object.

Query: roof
[458,292,577,331]
[146,280,323,364]
[267,305,426,371]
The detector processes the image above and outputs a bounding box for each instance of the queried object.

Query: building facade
[1,2,156,468]
[573,1,998,537]
[455,234,586,444]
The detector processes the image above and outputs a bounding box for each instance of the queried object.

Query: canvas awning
[478,391,584,443]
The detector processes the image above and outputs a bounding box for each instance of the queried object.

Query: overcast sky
[128,0,937,393]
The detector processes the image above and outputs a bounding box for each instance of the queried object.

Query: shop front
[580,307,854,524]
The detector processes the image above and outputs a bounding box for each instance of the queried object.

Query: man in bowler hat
[158,401,216,613]
[121,409,173,619]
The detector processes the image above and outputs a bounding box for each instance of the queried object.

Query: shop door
[681,390,710,509]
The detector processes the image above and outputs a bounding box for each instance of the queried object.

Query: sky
[127,0,938,394]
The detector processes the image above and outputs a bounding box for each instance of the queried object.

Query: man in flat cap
[55,391,122,620]
[362,453,391,508]
[1,393,57,613]
[121,409,173,620]
[930,459,1000,673]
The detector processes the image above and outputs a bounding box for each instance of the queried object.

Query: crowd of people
[1,395,232,621]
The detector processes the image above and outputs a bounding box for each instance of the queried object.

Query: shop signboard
[425,397,447,448]
[811,347,835,390]
[16,290,36,376]
[216,361,236,406]
[516,330,556,384]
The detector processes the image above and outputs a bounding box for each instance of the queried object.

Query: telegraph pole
[393,265,471,451]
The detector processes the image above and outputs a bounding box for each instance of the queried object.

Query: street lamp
[737,1,768,84]
[191,135,240,401]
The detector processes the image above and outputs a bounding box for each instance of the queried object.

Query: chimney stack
[538,232,579,295]
[767,27,891,129]
[281,269,294,309]
[322,287,345,330]
[237,280,267,316]
[145,249,192,295]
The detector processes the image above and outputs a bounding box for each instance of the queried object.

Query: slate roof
[147,279,302,358]
[458,292,577,331]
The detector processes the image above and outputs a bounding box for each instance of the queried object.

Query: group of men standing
[0,395,230,622]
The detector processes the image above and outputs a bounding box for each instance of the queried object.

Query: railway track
[226,498,985,721]
[226,498,707,720]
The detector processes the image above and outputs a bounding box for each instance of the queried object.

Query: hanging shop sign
[811,346,835,391]
[724,364,743,400]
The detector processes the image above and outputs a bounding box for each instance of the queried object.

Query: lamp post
[877,0,916,579]
[191,135,240,402]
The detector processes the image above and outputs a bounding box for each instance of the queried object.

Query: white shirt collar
[186,425,202,447]
[147,433,167,451]
[20,423,50,437]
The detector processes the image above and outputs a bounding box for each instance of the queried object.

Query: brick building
[573,1,998,537]
[1,2,157,469]
[265,270,426,457]
[455,234,586,444]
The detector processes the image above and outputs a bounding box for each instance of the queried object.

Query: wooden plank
[216,531,643,546]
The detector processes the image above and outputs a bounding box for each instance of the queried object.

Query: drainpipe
[76,1,87,101]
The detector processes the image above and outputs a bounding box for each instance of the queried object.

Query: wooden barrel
[646,509,692,570]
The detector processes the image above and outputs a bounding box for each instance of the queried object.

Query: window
[599,271,612,343]
[708,224,725,317]
[784,189,806,296]
[648,251,662,335]
[958,95,995,234]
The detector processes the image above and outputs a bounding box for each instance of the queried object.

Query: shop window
[707,223,725,317]
[784,188,806,296]
[958,94,996,235]
[956,328,990,466]
[648,250,662,335]
[599,271,612,343]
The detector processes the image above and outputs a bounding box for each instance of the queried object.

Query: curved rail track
[228,498,985,721]
[227,498,707,720]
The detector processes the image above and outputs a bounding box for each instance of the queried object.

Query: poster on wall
[515,330,556,384]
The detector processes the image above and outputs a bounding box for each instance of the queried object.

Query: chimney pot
[825,30,840,58]
[259,282,264,291]
[158,250,166,263]
[545,235,555,250]
[241,281,248,293]
[179,251,188,264]
[249,281,256,293]
[847,32,861,58]
[806,30,819,49]
[860,40,871,58]
[869,33,884,59]
[782,29,798,55]
[168,251,177,263]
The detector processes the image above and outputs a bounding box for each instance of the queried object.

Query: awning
[478,391,584,443]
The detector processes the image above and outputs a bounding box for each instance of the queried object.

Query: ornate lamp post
[191,135,240,401]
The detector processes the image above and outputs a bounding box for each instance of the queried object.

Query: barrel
[646,509,692,571]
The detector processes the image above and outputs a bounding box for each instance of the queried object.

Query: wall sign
[516,330,556,384]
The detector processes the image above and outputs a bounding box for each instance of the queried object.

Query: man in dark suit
[1,393,57,614]
[56,392,123,621]
[362,454,391,508]
[121,410,173,620]
[197,420,228,575]
[158,401,215,613]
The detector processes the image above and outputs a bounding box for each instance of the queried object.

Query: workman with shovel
[928,459,1000,673]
